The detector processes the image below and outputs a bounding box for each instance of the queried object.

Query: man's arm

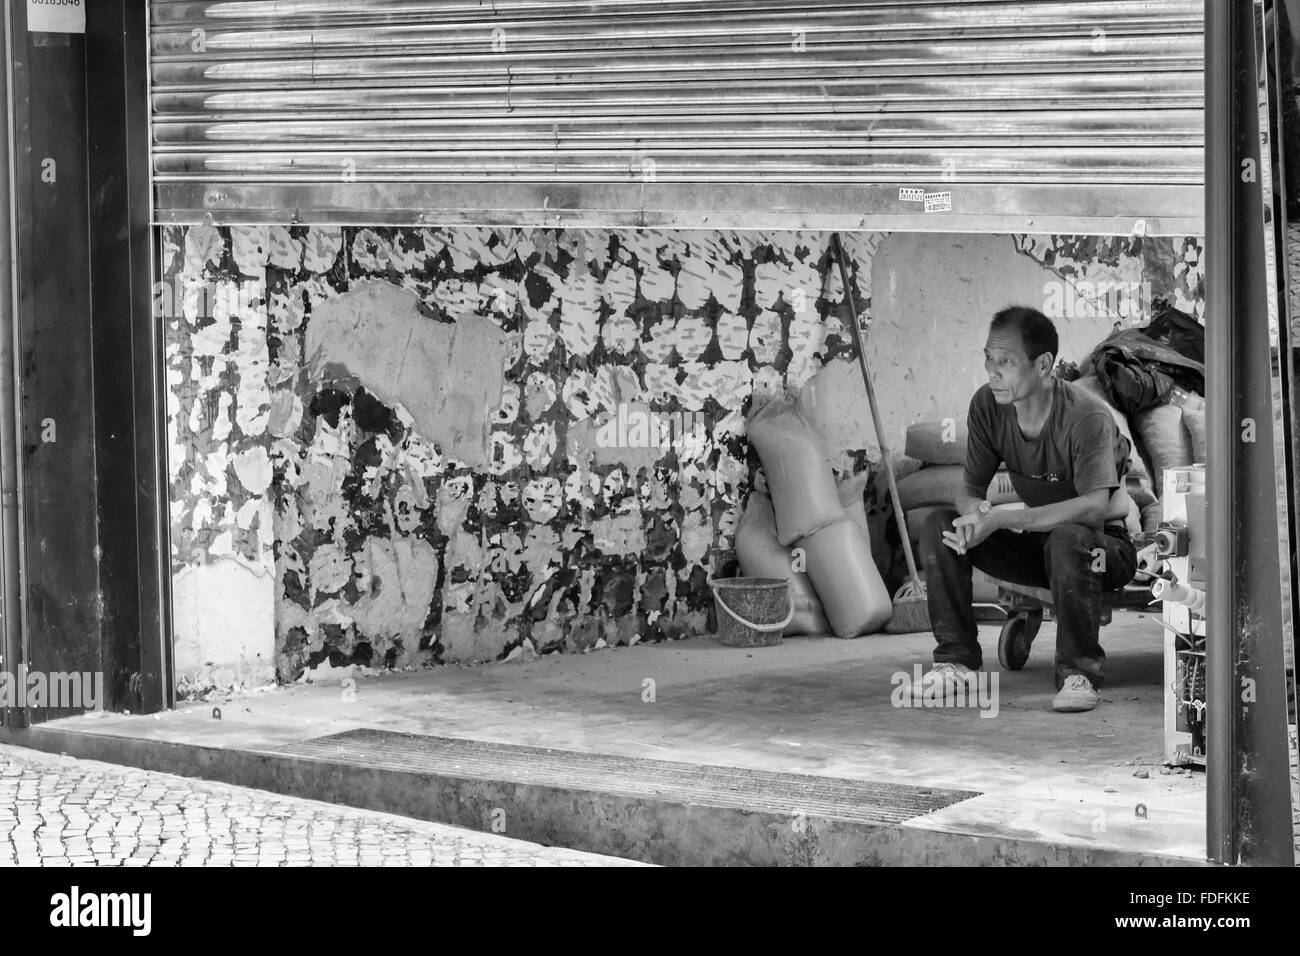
[947,407,1119,553]
[993,489,1111,532]
[994,409,1119,531]
[943,391,1004,553]
[960,390,1002,515]
[949,487,1111,553]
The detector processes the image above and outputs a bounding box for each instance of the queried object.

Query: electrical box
[1162,465,1207,768]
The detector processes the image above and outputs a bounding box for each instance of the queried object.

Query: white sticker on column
[28,0,86,33]
[924,191,953,213]
[898,187,925,203]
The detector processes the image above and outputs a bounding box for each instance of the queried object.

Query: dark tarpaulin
[1087,301,1205,415]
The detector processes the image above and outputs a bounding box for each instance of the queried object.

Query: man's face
[983,328,1045,405]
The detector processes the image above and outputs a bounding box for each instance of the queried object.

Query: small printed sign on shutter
[27,0,85,34]
[924,191,953,213]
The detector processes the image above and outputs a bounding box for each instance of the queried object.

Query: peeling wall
[172,557,276,695]
[160,226,1203,690]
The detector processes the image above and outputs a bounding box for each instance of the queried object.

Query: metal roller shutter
[148,0,1204,234]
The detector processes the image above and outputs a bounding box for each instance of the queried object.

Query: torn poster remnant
[305,280,511,466]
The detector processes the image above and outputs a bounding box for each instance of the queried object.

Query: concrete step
[1,722,1203,866]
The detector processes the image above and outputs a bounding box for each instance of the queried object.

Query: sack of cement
[746,392,842,546]
[895,465,1021,510]
[736,492,830,636]
[1073,374,1150,484]
[1170,388,1206,463]
[800,518,892,638]
[904,420,968,465]
[1133,402,1194,495]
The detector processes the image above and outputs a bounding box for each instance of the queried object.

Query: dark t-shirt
[962,379,1130,511]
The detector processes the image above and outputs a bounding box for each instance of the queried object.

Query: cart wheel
[998,610,1042,671]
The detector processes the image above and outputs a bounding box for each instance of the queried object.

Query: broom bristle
[893,580,924,600]
[885,584,931,634]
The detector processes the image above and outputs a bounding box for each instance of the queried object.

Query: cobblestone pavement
[0,745,646,867]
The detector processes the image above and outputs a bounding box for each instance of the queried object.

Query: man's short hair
[990,306,1059,365]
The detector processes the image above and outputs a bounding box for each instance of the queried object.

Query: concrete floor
[51,610,1206,862]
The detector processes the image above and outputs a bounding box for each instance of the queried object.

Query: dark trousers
[918,508,1137,690]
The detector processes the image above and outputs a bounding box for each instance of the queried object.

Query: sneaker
[912,662,977,704]
[1053,675,1100,713]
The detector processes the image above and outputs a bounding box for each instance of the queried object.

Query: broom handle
[829,233,924,590]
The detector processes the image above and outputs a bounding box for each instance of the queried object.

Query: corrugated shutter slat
[148,0,1205,233]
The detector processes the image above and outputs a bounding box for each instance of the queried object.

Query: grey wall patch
[305,280,510,466]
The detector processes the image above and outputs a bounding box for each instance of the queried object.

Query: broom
[828,233,930,633]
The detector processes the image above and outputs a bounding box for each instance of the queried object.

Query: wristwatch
[976,500,992,516]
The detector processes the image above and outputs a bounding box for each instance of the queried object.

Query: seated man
[916,306,1138,713]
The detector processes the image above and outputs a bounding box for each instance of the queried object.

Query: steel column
[85,0,172,713]
[0,0,26,727]
[1205,0,1298,866]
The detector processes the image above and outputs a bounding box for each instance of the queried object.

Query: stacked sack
[735,491,830,635]
[897,409,1151,537]
[1076,302,1206,508]
[896,421,1025,560]
[1071,375,1167,531]
[739,392,892,638]
[897,402,1149,586]
[893,422,1023,602]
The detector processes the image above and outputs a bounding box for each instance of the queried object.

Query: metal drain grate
[275,729,979,825]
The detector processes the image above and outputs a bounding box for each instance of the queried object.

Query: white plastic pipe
[1151,577,1207,615]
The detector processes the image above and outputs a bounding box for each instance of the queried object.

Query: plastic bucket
[707,577,795,647]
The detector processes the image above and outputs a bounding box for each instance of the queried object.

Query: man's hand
[943,508,1003,555]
